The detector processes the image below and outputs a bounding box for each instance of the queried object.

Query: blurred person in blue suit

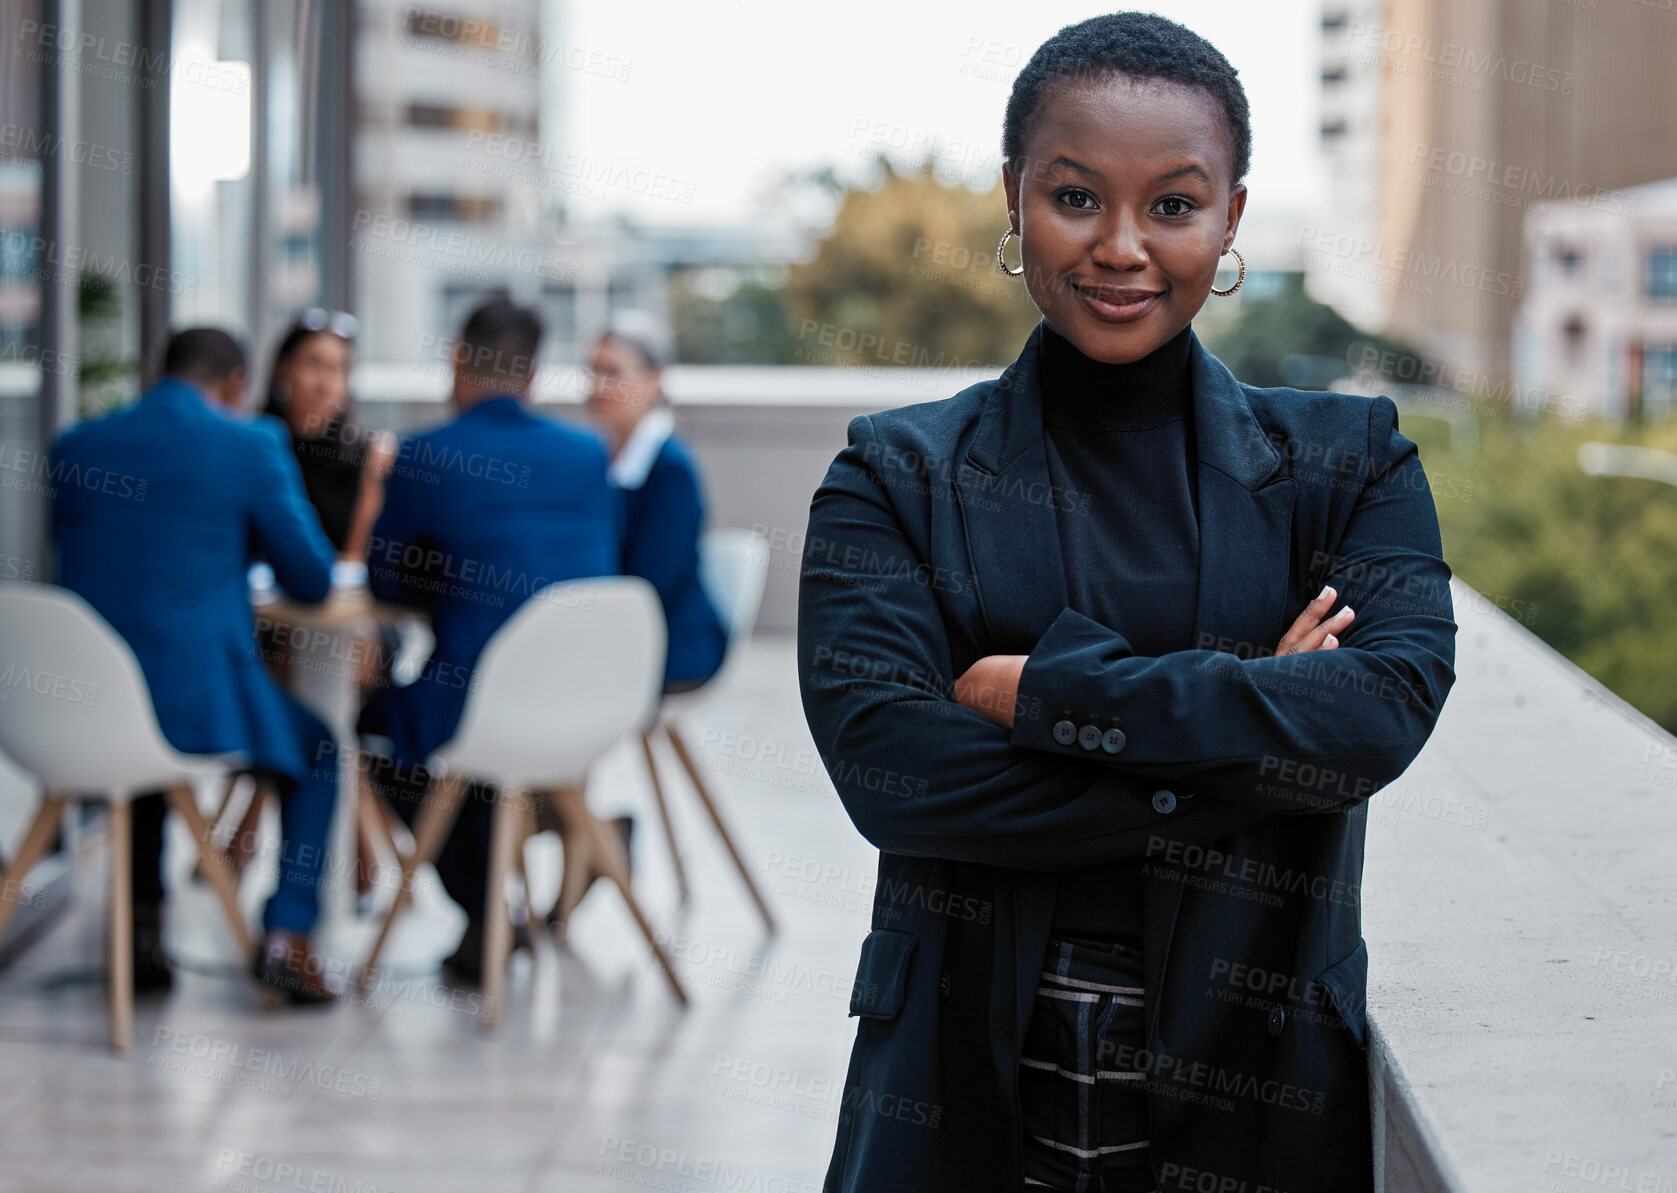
[358,297,620,980]
[50,328,343,1003]
[586,313,727,693]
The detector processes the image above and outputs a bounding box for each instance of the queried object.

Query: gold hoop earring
[996,228,1024,277]
[1210,246,1245,297]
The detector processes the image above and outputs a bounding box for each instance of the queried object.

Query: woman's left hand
[954,654,1029,729]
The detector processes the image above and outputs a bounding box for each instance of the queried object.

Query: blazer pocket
[1313,937,1369,1050]
[848,929,918,1020]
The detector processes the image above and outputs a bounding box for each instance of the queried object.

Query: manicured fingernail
[1340,605,1355,618]
[1318,585,1334,600]
[1324,635,1338,648]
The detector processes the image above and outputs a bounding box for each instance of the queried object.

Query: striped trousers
[1019,935,1157,1193]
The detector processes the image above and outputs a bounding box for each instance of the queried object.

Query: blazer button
[940,970,951,998]
[1052,720,1077,746]
[1101,727,1127,754]
[1077,725,1101,751]
[1268,1005,1286,1037]
[1151,789,1177,814]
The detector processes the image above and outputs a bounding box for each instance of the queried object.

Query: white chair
[639,528,776,933]
[0,584,254,1052]
[355,577,686,1021]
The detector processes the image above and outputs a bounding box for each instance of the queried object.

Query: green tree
[781,159,1040,368]
[670,272,803,365]
[1198,273,1423,390]
[1427,409,1677,733]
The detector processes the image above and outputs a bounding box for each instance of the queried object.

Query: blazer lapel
[1184,337,1295,657]
[954,324,1068,655]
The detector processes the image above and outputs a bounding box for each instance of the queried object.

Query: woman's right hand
[1276,585,1355,655]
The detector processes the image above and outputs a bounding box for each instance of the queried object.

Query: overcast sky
[561,0,1325,229]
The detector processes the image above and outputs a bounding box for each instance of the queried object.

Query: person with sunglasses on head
[243,311,402,899]
[262,309,394,562]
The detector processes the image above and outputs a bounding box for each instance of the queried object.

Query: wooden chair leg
[356,772,468,990]
[553,786,687,1006]
[0,794,68,946]
[195,773,254,882]
[350,757,397,899]
[374,784,409,848]
[357,767,404,867]
[225,784,268,877]
[665,723,777,934]
[108,801,133,1053]
[208,773,245,844]
[641,731,689,903]
[166,786,254,963]
[479,789,525,1028]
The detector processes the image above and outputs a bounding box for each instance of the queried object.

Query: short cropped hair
[162,327,247,383]
[1003,11,1252,185]
[457,296,543,386]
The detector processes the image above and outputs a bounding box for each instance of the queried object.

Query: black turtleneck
[1038,320,1202,946]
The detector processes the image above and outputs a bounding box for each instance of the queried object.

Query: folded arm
[798,414,1272,871]
[1010,397,1458,814]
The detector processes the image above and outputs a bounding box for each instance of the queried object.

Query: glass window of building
[1649,248,1677,301]
[1644,343,1677,419]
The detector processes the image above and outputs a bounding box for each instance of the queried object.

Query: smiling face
[1002,71,1247,364]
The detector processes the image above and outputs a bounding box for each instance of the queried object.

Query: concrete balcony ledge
[351,360,1003,407]
[1366,580,1677,1190]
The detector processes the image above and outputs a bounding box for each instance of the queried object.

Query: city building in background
[1514,177,1677,423]
[1308,0,1384,334]
[354,0,807,368]
[1311,0,1677,398]
[354,0,561,362]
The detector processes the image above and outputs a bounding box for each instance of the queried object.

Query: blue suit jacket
[798,325,1458,1192]
[622,435,727,688]
[365,396,620,764]
[50,378,336,778]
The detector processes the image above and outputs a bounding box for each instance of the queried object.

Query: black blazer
[796,324,1457,1193]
